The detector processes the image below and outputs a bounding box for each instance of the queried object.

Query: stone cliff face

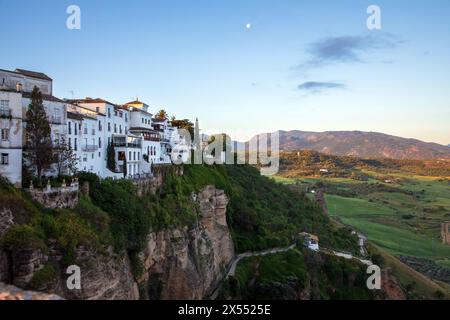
[0,184,235,300]
[56,247,139,300]
[0,244,139,300]
[139,185,235,299]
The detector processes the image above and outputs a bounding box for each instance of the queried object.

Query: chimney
[16,82,23,92]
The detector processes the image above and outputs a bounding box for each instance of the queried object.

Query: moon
[245,23,251,29]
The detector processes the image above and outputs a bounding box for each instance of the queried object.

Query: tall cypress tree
[106,140,116,172]
[25,86,54,180]
[123,155,128,178]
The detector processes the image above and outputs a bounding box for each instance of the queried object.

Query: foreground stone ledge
[0,282,64,300]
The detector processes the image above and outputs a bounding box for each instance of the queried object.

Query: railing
[126,173,153,180]
[113,142,142,148]
[144,137,161,142]
[82,145,98,152]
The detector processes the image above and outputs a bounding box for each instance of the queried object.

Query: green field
[326,194,450,261]
[273,174,450,267]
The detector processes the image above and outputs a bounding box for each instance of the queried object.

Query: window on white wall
[1,129,9,141]
[52,108,59,123]
[1,153,9,165]
[0,100,10,116]
[54,132,60,145]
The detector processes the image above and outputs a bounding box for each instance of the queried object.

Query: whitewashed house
[0,68,68,179]
[152,118,173,164]
[0,68,53,96]
[21,92,68,153]
[0,68,193,185]
[0,89,23,187]
[125,100,161,169]
[66,111,83,165]
[66,98,129,177]
[299,232,320,252]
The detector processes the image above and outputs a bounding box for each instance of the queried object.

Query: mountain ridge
[249,130,450,160]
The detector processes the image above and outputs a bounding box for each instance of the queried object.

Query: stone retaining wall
[27,181,79,209]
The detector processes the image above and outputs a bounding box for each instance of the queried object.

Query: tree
[171,118,194,136]
[24,86,54,180]
[106,140,116,172]
[123,155,128,178]
[155,109,168,120]
[55,137,77,176]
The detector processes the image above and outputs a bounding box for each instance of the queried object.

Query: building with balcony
[0,68,193,186]
[0,90,23,187]
[125,99,162,165]
[113,134,143,176]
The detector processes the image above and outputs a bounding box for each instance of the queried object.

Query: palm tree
[155,109,168,120]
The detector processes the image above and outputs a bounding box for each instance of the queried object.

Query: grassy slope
[369,244,450,299]
[183,164,360,254]
[325,191,450,262]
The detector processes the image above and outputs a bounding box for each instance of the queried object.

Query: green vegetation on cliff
[1,164,360,295]
[181,164,359,253]
[227,248,375,300]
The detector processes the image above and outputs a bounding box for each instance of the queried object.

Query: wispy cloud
[294,33,402,71]
[297,81,346,94]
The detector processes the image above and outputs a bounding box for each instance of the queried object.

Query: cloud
[294,33,402,71]
[297,81,346,93]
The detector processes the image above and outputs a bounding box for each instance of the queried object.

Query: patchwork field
[326,194,450,261]
[273,174,450,270]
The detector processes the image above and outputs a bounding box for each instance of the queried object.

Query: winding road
[208,236,373,299]
[208,244,297,300]
[227,244,297,278]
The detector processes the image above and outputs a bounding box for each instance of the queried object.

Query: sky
[1,0,449,144]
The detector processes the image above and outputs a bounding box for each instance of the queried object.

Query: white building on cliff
[0,68,192,186]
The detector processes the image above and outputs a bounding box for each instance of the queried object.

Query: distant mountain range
[248,130,450,160]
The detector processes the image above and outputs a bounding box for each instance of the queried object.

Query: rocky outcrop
[1,244,138,300]
[381,268,407,300]
[134,165,184,196]
[0,282,63,300]
[0,208,14,237]
[10,248,47,288]
[58,247,139,300]
[0,183,234,300]
[139,185,235,299]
